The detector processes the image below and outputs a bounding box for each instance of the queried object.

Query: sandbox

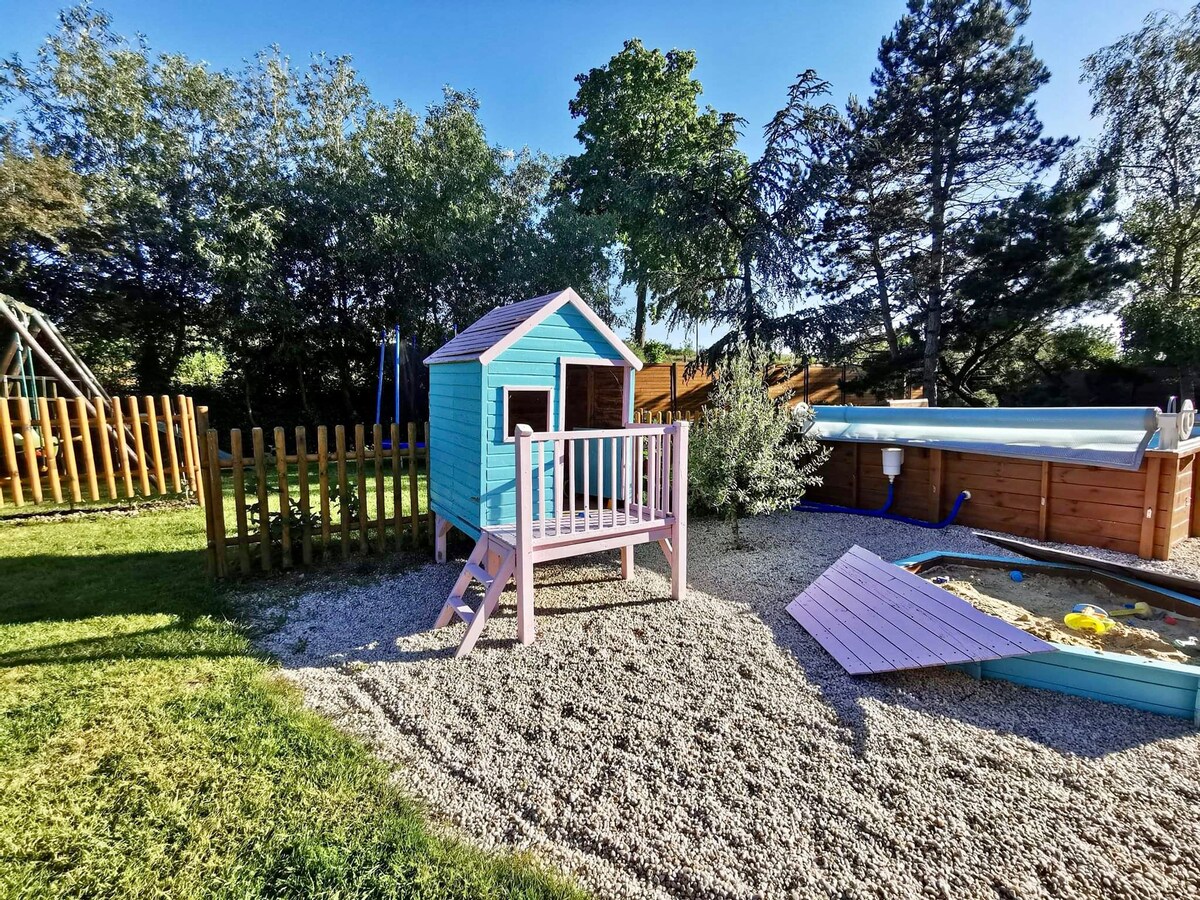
[898,551,1200,722]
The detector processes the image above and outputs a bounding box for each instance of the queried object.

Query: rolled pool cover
[810,406,1161,471]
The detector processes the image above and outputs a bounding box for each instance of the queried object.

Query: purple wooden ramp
[787,545,1053,675]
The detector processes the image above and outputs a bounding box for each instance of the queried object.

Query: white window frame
[557,356,634,430]
[502,385,554,443]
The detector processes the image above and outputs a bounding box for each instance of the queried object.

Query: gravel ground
[258,511,1200,900]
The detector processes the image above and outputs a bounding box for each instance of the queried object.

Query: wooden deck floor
[484,508,674,549]
[787,545,1053,675]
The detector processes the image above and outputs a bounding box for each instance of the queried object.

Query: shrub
[688,353,829,545]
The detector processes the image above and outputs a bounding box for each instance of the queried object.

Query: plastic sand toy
[1064,609,1115,635]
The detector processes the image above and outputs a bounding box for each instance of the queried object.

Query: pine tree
[869,0,1069,404]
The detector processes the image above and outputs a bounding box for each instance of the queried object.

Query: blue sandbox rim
[894,551,1200,722]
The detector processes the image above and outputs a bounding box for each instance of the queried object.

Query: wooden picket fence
[0,394,203,509]
[197,416,432,578]
[634,409,701,425]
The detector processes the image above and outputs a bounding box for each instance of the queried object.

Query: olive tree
[688,352,829,546]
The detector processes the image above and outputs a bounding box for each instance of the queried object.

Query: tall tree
[678,72,841,363]
[563,40,738,346]
[1085,6,1200,396]
[2,5,246,391]
[869,0,1069,404]
[808,96,923,389]
[0,141,86,253]
[937,163,1133,404]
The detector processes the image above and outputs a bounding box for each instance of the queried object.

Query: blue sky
[2,0,1188,343]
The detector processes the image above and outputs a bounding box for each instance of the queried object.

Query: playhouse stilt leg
[671,421,689,601]
[621,544,634,580]
[434,514,450,563]
[516,552,534,644]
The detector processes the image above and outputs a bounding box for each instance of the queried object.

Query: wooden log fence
[198,416,433,578]
[634,409,702,425]
[0,394,202,510]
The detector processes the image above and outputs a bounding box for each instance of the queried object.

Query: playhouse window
[504,387,552,440]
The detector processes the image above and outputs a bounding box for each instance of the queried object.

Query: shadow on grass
[0,549,219,626]
[0,618,246,668]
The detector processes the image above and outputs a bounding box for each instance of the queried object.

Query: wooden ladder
[433,536,516,657]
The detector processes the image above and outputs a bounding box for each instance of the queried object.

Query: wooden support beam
[1038,461,1051,541]
[1139,456,1163,560]
[929,449,944,523]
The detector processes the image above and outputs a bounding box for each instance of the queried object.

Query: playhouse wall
[807,441,1199,560]
[481,304,627,526]
[428,360,483,536]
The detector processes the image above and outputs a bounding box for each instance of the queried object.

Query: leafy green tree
[2,7,615,426]
[0,140,86,251]
[867,0,1070,404]
[1085,6,1200,396]
[2,5,246,392]
[689,352,828,547]
[563,40,738,346]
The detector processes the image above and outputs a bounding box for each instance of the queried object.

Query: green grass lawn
[0,503,584,899]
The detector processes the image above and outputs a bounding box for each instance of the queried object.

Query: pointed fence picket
[197,416,432,578]
[0,393,203,510]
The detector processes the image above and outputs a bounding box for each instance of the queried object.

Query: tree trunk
[633,279,648,348]
[742,250,756,345]
[924,139,948,407]
[870,239,899,361]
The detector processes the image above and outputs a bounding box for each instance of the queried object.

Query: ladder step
[464,562,494,587]
[448,599,475,624]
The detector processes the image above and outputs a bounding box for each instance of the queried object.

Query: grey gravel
[258,511,1200,899]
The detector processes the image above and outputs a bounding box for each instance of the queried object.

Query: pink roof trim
[423,287,642,370]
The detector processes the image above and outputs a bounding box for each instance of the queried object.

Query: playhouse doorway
[563,363,627,430]
[562,363,628,507]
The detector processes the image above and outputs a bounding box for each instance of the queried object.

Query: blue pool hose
[797,481,972,529]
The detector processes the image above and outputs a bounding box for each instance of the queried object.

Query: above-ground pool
[807,405,1200,560]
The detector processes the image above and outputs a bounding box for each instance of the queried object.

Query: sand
[924,564,1200,664]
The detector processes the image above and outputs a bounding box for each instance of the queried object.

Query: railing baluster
[661,431,671,515]
[648,435,658,521]
[553,438,563,526]
[596,437,604,524]
[623,434,631,518]
[568,436,576,532]
[538,439,547,538]
[636,435,644,520]
[583,438,590,531]
[610,436,618,524]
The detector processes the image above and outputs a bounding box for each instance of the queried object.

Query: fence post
[275,426,292,569]
[0,399,22,506]
[76,396,99,501]
[161,395,181,494]
[143,396,165,496]
[196,406,217,577]
[230,428,251,573]
[186,396,204,506]
[206,426,227,577]
[297,425,313,566]
[96,396,117,500]
[16,397,42,504]
[37,396,62,504]
[253,427,271,572]
[408,421,420,543]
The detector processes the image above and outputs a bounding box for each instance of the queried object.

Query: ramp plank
[787,546,1054,674]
